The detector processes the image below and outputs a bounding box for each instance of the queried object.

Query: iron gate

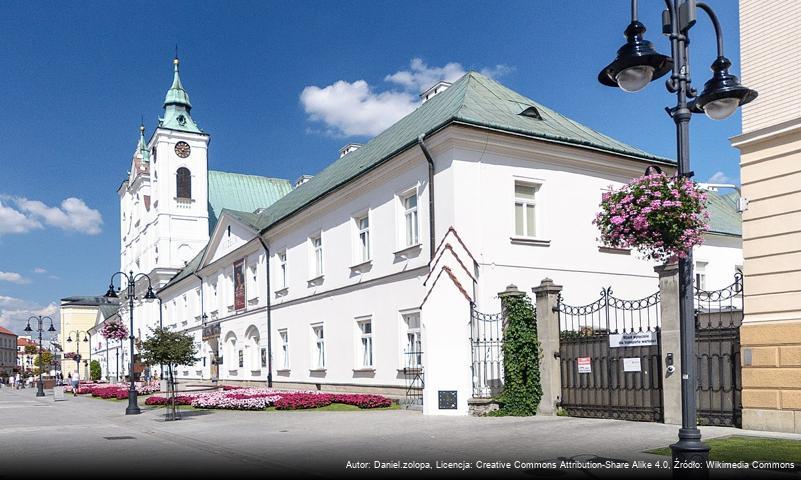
[695,273,743,427]
[557,288,663,422]
[402,349,424,408]
[470,308,504,398]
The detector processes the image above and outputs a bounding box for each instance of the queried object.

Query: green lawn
[647,436,801,464]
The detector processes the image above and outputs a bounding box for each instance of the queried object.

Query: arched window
[176,167,191,199]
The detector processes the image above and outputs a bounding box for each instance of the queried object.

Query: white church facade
[88,59,743,415]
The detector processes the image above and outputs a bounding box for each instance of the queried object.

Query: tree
[89,360,102,381]
[139,327,199,420]
[34,351,54,369]
[24,345,37,356]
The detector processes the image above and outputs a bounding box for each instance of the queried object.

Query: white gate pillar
[656,262,682,425]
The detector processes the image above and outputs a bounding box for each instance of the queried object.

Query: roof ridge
[209,169,291,183]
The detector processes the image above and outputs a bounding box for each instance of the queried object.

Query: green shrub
[489,293,542,416]
[89,360,102,381]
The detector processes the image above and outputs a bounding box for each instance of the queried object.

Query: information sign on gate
[577,357,592,374]
[608,331,658,348]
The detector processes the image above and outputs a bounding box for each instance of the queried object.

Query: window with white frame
[358,318,373,368]
[514,182,539,237]
[278,251,287,289]
[247,262,258,301]
[402,191,419,247]
[279,329,289,369]
[311,235,323,277]
[695,261,708,290]
[356,214,371,263]
[402,312,422,367]
[312,324,325,369]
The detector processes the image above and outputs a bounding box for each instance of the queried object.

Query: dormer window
[177,167,191,199]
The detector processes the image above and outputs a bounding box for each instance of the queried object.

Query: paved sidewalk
[0,387,798,478]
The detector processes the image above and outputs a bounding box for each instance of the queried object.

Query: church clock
[175,141,191,158]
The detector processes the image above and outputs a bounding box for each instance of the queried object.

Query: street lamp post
[66,330,89,383]
[24,315,56,397]
[103,271,157,415]
[598,0,756,476]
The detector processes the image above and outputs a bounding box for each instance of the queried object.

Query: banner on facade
[202,323,220,340]
[234,259,246,311]
[577,357,592,374]
[608,331,658,348]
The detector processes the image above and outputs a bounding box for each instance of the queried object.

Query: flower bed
[66,381,160,397]
[144,388,393,411]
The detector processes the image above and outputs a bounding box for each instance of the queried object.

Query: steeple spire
[164,55,192,110]
[159,55,202,133]
[136,122,150,163]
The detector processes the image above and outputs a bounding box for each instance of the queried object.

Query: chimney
[295,175,313,187]
[339,143,362,158]
[420,81,452,103]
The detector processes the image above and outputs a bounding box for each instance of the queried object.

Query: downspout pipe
[257,236,273,388]
[417,134,436,261]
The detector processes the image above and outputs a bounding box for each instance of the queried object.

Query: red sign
[233,259,246,311]
[577,357,592,374]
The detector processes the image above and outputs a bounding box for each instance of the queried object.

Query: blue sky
[0,0,742,334]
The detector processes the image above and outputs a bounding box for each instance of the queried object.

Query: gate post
[656,262,682,425]
[532,278,562,415]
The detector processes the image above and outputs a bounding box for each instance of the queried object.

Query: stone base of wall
[468,397,500,416]
[741,319,801,433]
[743,408,801,434]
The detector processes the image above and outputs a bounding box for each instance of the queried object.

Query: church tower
[119,56,210,287]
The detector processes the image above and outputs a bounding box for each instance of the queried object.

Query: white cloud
[1,196,103,235]
[707,171,733,184]
[0,297,58,334]
[0,199,42,235]
[0,271,30,284]
[33,267,47,274]
[301,80,419,137]
[301,58,513,138]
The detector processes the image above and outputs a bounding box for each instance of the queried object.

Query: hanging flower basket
[594,173,709,262]
[100,320,129,342]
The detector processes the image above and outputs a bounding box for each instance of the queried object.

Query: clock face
[175,141,191,158]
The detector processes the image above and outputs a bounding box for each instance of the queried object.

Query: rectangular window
[312,325,325,369]
[238,350,244,368]
[279,329,289,369]
[357,215,371,262]
[278,252,287,289]
[695,261,708,290]
[358,319,373,368]
[514,182,538,237]
[403,312,422,367]
[260,347,267,368]
[403,192,419,247]
[311,235,323,277]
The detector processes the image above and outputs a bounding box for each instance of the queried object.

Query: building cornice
[731,116,801,150]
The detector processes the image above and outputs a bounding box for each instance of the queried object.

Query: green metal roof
[706,190,741,237]
[207,170,293,231]
[249,71,672,234]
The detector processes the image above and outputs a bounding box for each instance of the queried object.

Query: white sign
[53,386,65,401]
[609,331,658,348]
[623,358,642,372]
[577,357,592,374]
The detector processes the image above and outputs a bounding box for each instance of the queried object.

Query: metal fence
[470,308,504,398]
[557,289,664,422]
[695,273,743,427]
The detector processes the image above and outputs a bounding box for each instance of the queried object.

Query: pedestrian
[71,370,80,397]
[14,372,20,390]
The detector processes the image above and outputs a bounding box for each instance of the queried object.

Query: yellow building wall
[59,305,99,381]
[734,0,801,434]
